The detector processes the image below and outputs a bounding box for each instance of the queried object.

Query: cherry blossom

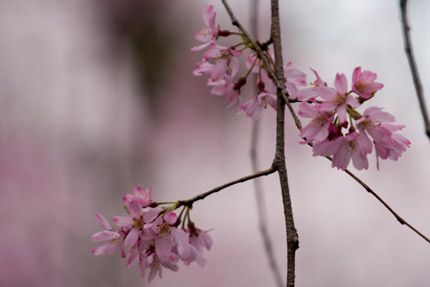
[293,68,327,101]
[318,73,360,124]
[191,5,219,51]
[299,102,333,143]
[356,107,410,169]
[352,66,384,100]
[92,187,213,282]
[193,43,242,81]
[296,68,409,170]
[123,186,152,207]
[91,213,125,257]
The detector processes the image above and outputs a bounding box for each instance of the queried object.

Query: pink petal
[298,102,317,118]
[230,57,240,78]
[194,27,213,43]
[128,201,141,219]
[94,213,112,230]
[155,237,175,262]
[164,211,178,225]
[126,245,139,267]
[318,87,337,101]
[336,104,348,123]
[191,41,211,52]
[334,73,348,94]
[92,242,119,256]
[113,216,134,227]
[352,66,361,85]
[92,230,119,242]
[202,5,215,27]
[351,149,368,170]
[143,207,161,223]
[124,227,141,248]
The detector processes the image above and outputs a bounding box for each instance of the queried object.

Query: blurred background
[0,0,429,286]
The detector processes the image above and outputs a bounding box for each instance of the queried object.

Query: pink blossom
[147,253,179,282]
[191,5,219,51]
[91,213,124,256]
[356,107,410,169]
[123,186,152,208]
[284,62,307,97]
[352,67,383,100]
[193,43,241,81]
[293,68,327,101]
[319,73,360,123]
[299,102,333,143]
[207,76,240,107]
[314,132,371,170]
[188,226,213,253]
[92,186,214,282]
[239,91,277,120]
[332,132,371,170]
[247,54,307,100]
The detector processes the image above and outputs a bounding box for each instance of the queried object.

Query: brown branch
[342,166,430,243]
[270,1,299,286]
[178,166,276,207]
[249,0,284,286]
[400,0,430,140]
[318,150,430,244]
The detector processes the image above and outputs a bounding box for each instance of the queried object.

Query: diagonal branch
[399,0,430,140]
[342,166,430,243]
[178,166,276,207]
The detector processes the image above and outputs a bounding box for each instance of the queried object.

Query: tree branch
[269,1,299,286]
[249,0,284,285]
[342,166,430,243]
[178,166,276,207]
[399,0,430,140]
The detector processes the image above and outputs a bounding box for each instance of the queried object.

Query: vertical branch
[400,0,430,140]
[270,0,299,286]
[249,0,284,286]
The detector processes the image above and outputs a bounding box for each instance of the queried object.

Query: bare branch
[178,167,276,207]
[269,1,300,286]
[249,0,284,285]
[400,0,430,140]
[342,166,430,243]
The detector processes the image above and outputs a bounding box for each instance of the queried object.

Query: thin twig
[249,0,284,286]
[342,166,430,243]
[319,150,430,244]
[178,166,276,207]
[400,0,430,140]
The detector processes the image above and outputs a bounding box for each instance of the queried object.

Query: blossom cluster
[296,67,410,170]
[192,5,307,120]
[192,5,410,171]
[92,186,213,282]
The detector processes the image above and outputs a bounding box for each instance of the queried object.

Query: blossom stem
[245,55,259,79]
[156,201,177,205]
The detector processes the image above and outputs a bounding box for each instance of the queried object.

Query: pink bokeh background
[0,0,429,286]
